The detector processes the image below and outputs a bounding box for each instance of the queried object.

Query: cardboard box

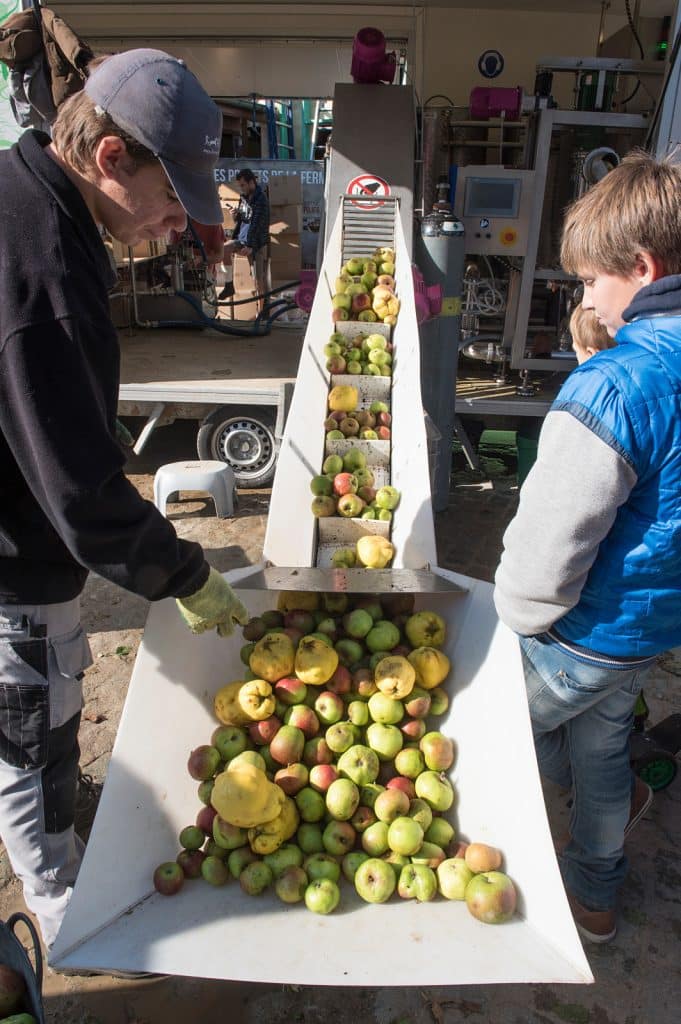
[268,173,302,205]
[269,204,303,236]
[232,253,256,292]
[109,238,167,264]
[218,182,241,203]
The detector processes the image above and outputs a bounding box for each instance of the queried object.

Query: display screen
[464,178,520,218]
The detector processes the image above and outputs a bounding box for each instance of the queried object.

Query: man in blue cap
[0,49,249,954]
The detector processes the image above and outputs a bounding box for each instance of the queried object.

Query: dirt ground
[1,424,680,1024]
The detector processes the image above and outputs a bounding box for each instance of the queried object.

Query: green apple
[411,841,446,869]
[325,778,360,821]
[323,454,344,475]
[325,721,358,755]
[367,692,404,725]
[420,731,455,771]
[201,855,229,887]
[465,871,517,924]
[424,817,455,849]
[436,857,473,900]
[428,687,449,716]
[354,857,396,903]
[264,843,304,878]
[296,823,324,855]
[295,786,326,822]
[337,744,380,786]
[304,852,341,883]
[211,725,248,761]
[179,825,205,851]
[343,449,367,473]
[350,805,376,833]
[374,788,410,824]
[398,864,437,902]
[305,877,340,914]
[227,846,258,879]
[323,819,357,856]
[383,850,409,881]
[387,816,424,857]
[343,608,373,639]
[275,865,308,903]
[359,783,385,809]
[407,798,433,832]
[347,700,369,727]
[366,621,400,653]
[366,722,403,761]
[415,770,455,812]
[361,820,390,856]
[394,747,425,780]
[212,816,247,851]
[342,850,370,882]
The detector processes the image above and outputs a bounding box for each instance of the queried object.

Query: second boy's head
[561,150,681,336]
[569,302,616,364]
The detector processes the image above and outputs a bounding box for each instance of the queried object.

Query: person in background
[219,167,270,297]
[494,150,681,945]
[569,300,616,364]
[0,48,248,955]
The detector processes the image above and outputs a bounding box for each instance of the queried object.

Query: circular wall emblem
[346,174,391,209]
[478,50,505,79]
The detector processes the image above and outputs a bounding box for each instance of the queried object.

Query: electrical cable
[423,94,455,107]
[619,0,644,106]
[645,24,681,147]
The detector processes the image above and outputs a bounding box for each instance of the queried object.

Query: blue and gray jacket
[495,275,681,659]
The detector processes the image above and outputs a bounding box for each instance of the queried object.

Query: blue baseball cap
[85,49,223,225]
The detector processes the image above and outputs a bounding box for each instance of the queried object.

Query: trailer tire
[197,407,278,489]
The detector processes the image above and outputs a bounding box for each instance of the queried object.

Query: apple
[465,842,503,874]
[176,848,206,879]
[387,776,417,801]
[405,611,446,648]
[153,861,184,896]
[327,429,345,440]
[333,472,358,497]
[197,778,215,805]
[187,745,221,781]
[465,871,517,924]
[352,292,372,314]
[449,839,470,860]
[343,608,374,639]
[325,778,360,821]
[303,736,334,766]
[305,878,340,914]
[398,864,438,902]
[213,816,247,851]
[411,842,446,870]
[342,448,367,473]
[274,676,308,706]
[324,340,342,357]
[203,840,226,860]
[420,731,455,772]
[354,467,376,489]
[361,820,390,856]
[240,860,273,895]
[242,616,267,641]
[365,621,400,653]
[274,762,308,796]
[248,715,281,746]
[367,692,404,725]
[196,805,217,836]
[313,690,344,726]
[310,474,334,498]
[331,547,357,568]
[400,718,426,742]
[429,687,450,716]
[211,725,248,761]
[269,724,305,765]
[327,355,348,374]
[345,700,368,727]
[179,825,205,851]
[275,865,308,904]
[326,664,352,695]
[284,704,320,739]
[323,819,357,856]
[335,638,364,668]
[359,783,385,809]
[312,495,337,518]
[387,816,424,857]
[263,843,304,879]
[295,786,326,822]
[352,668,377,699]
[323,454,344,476]
[296,823,324,855]
[403,687,431,720]
[342,850,370,882]
[425,817,455,849]
[415,770,454,812]
[201,854,230,887]
[261,609,285,629]
[374,788,410,824]
[394,747,425,780]
[316,617,338,641]
[336,744,380,786]
[360,429,378,440]
[366,722,403,762]
[325,721,357,755]
[350,805,376,833]
[354,857,396,903]
[407,798,433,832]
[304,852,341,883]
[435,857,474,900]
[337,493,365,518]
[340,416,360,437]
[332,292,352,311]
[308,763,339,793]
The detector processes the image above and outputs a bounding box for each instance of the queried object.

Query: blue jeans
[520,634,651,911]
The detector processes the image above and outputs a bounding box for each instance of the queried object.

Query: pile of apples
[325,331,394,378]
[153,591,517,925]
[332,248,400,325]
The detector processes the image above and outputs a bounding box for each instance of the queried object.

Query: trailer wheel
[197,407,278,489]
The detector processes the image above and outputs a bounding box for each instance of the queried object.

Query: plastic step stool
[153,461,236,519]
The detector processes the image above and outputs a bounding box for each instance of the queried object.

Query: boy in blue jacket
[494,151,681,943]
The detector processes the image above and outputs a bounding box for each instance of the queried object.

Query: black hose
[174,290,270,336]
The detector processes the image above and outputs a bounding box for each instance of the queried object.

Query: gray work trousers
[0,598,92,949]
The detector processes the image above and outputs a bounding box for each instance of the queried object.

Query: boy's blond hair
[51,56,157,176]
[561,149,681,277]
[569,302,615,354]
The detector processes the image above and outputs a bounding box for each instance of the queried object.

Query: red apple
[196,805,217,835]
[248,715,281,746]
[386,776,417,801]
[309,763,339,793]
[333,472,359,496]
[274,762,309,795]
[325,664,352,695]
[285,704,320,739]
[275,676,308,706]
[153,861,184,896]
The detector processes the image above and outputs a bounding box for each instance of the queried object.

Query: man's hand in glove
[176,568,249,638]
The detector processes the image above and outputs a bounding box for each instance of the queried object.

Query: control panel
[453,166,536,256]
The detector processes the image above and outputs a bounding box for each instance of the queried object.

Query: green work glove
[176,567,249,638]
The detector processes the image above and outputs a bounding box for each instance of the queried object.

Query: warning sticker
[347,174,391,209]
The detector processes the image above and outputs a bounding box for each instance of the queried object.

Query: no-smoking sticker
[347,174,391,209]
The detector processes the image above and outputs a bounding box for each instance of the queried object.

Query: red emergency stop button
[500,228,517,246]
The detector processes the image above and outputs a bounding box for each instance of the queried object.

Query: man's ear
[634,250,664,286]
[93,136,132,182]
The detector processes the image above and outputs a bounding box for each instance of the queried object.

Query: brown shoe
[566,891,617,944]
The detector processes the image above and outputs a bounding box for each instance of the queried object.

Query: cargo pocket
[0,636,50,770]
[49,625,93,730]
